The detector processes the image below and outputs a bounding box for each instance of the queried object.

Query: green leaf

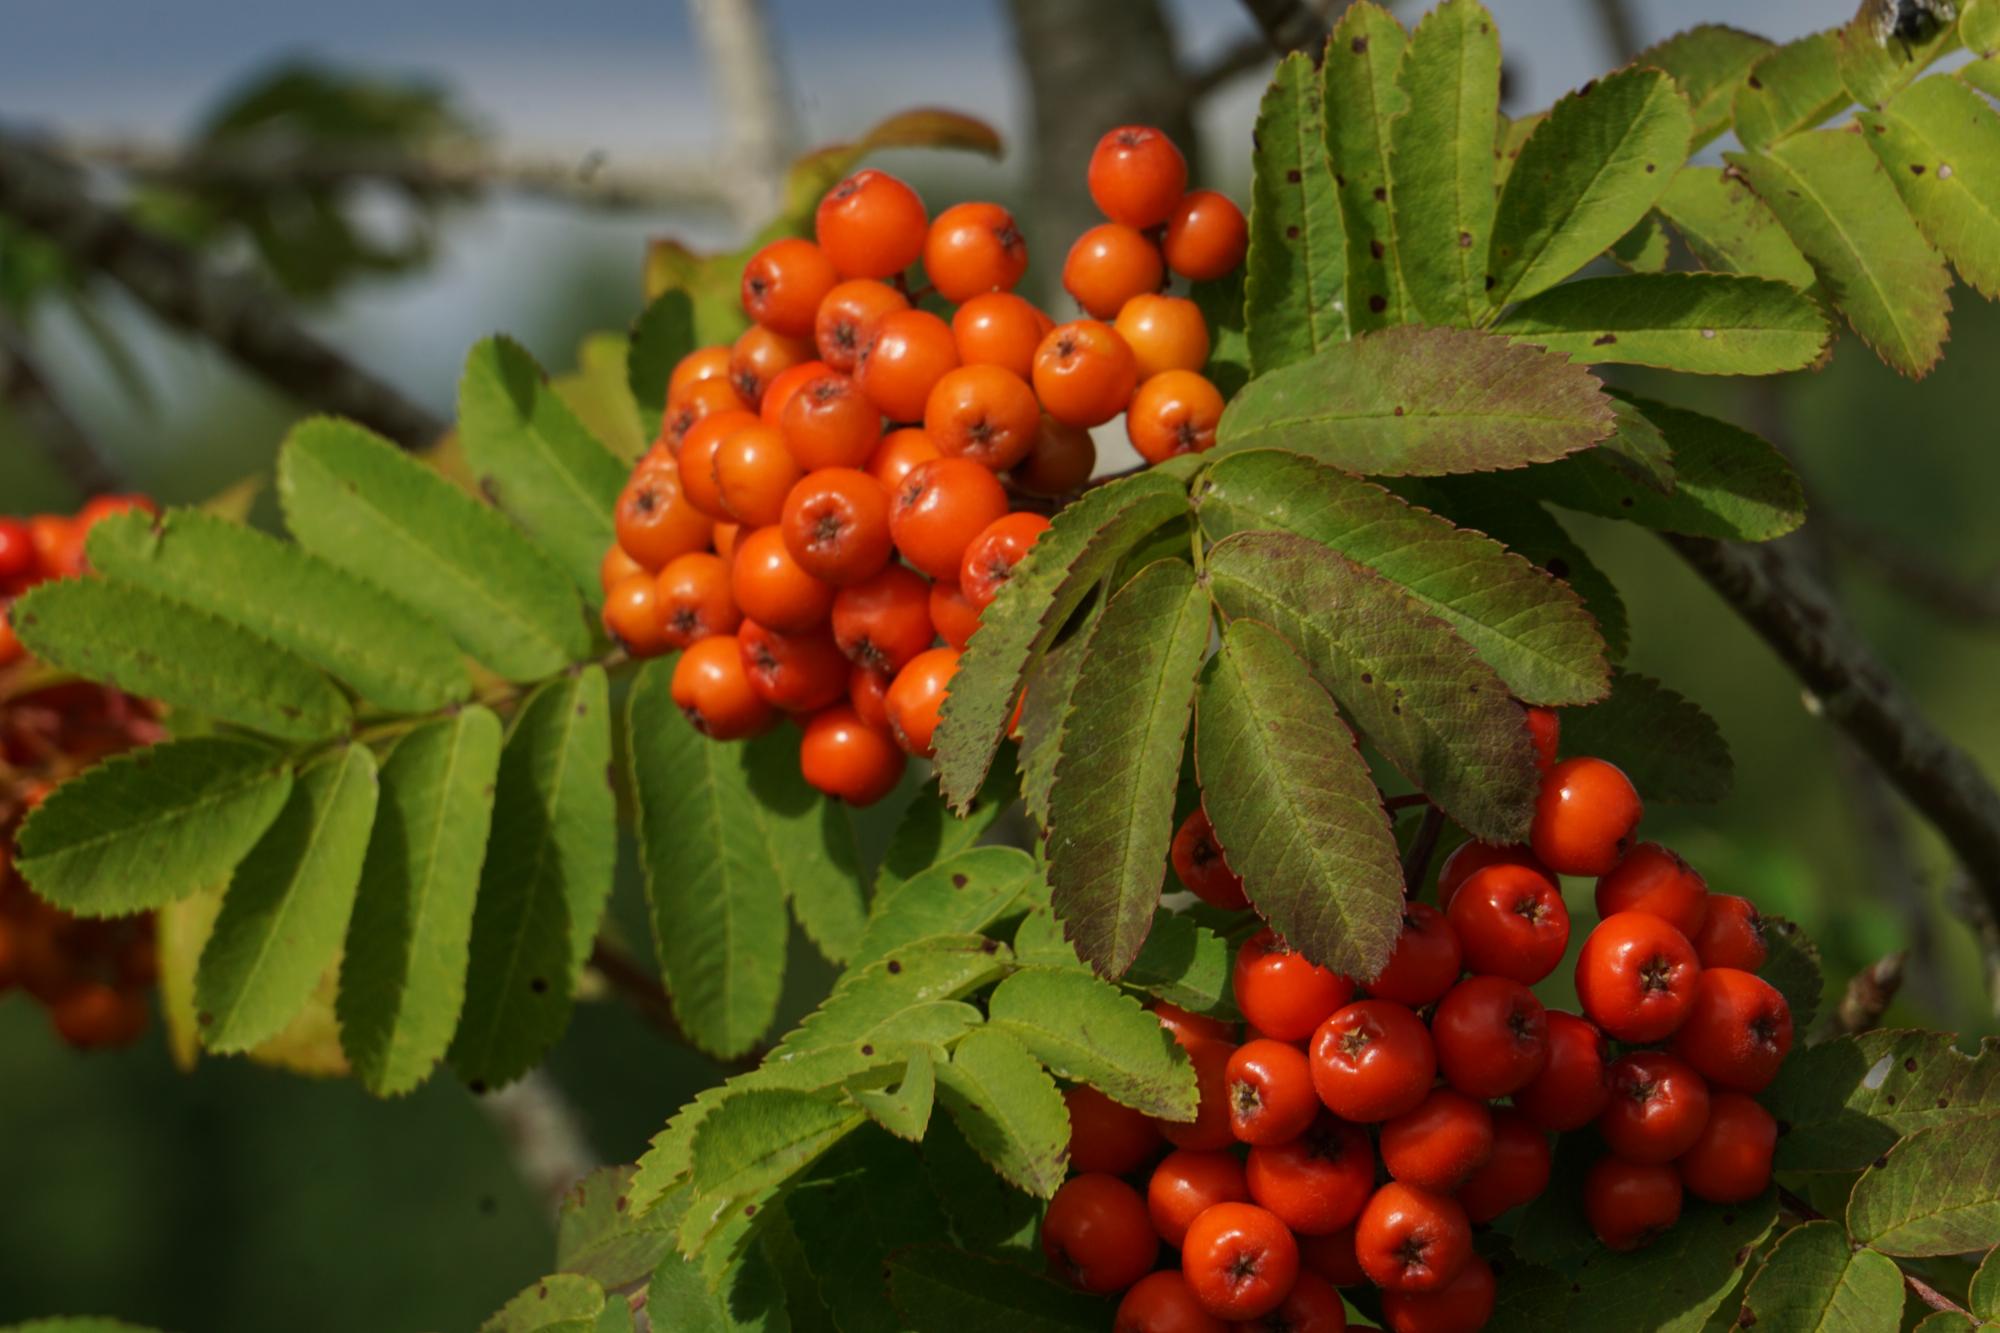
[1487,69,1693,310]
[84,509,470,713]
[1214,325,1615,476]
[782,1127,953,1330]
[1611,213,1672,273]
[877,764,1019,896]
[920,1114,1041,1260]
[481,1273,621,1333]
[854,1048,936,1142]
[1969,0,2000,53]
[1191,272,1250,399]
[1849,1111,2000,1255]
[1729,129,1952,379]
[1637,25,1777,147]
[1656,166,1820,289]
[628,288,697,440]
[1323,2,1410,332]
[933,1028,1070,1197]
[278,416,591,680]
[689,1088,866,1201]
[1911,1314,1981,1333]
[1762,915,1825,1031]
[1043,559,1210,975]
[933,471,1190,810]
[854,846,1038,970]
[1017,598,1100,831]
[556,1165,675,1290]
[1193,618,1404,979]
[738,732,867,967]
[16,739,292,917]
[196,746,379,1053]
[1390,0,1502,325]
[1838,5,1961,109]
[1766,1030,2000,1173]
[1599,396,1679,495]
[1123,911,1235,1016]
[1197,450,1609,706]
[0,1322,165,1333]
[1974,1245,2000,1319]
[1245,50,1347,373]
[1482,1251,1577,1332]
[1742,1220,1904,1333]
[1493,273,1829,374]
[458,336,629,598]
[1734,31,1848,152]
[987,967,1197,1119]
[1558,1193,1779,1332]
[773,934,1009,1063]
[1556,669,1733,805]
[1205,530,1539,842]
[627,660,788,1060]
[1967,54,2000,98]
[1860,74,2000,301]
[646,1200,789,1331]
[1510,396,1805,542]
[554,332,647,465]
[761,1207,840,1333]
[9,578,350,742]
[338,709,502,1095]
[886,1246,1103,1333]
[450,668,616,1090]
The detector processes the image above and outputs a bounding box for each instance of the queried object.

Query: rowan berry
[1297,1225,1367,1287]
[1445,862,1569,986]
[1434,841,1550,910]
[1575,910,1701,1044]
[738,620,847,714]
[656,552,740,647]
[1153,1002,1236,1049]
[928,578,983,651]
[668,344,734,403]
[1235,929,1356,1042]
[1033,320,1140,428]
[1455,1108,1551,1224]
[1115,293,1212,380]
[780,467,893,587]
[884,645,959,757]
[1127,370,1224,465]
[848,662,891,729]
[614,463,715,571]
[1170,808,1249,911]
[1670,967,1793,1093]
[0,610,23,669]
[776,372,879,471]
[1601,1051,1712,1164]
[1532,755,1643,876]
[1227,1038,1319,1146]
[602,572,671,658]
[814,279,908,373]
[741,236,838,337]
[1584,1156,1681,1252]
[1524,705,1560,772]
[1379,1253,1495,1333]
[866,426,943,493]
[671,636,776,739]
[28,513,82,580]
[600,543,645,597]
[1366,903,1462,1007]
[731,525,834,632]
[799,704,905,805]
[1011,415,1098,495]
[1147,1147,1248,1246]
[1431,975,1547,1099]
[951,291,1050,379]
[761,358,833,428]
[890,456,1010,582]
[815,168,927,279]
[1512,1010,1611,1132]
[1244,1114,1373,1235]
[714,422,805,527]
[1159,1036,1237,1152]
[1162,189,1248,281]
[1596,842,1710,942]
[712,522,741,564]
[1089,125,1189,229]
[1064,223,1166,320]
[1354,1182,1472,1294]
[856,308,961,423]
[960,512,1050,611]
[1676,1091,1777,1203]
[729,324,816,410]
[1237,1271,1347,1333]
[1115,1270,1230,1333]
[917,365,1038,473]
[1041,1172,1159,1294]
[1066,1083,1166,1175]
[0,517,35,589]
[924,201,1028,302]
[1181,1201,1299,1320]
[49,981,147,1048]
[677,410,759,519]
[1309,999,1434,1122]
[1693,894,1768,972]
[831,565,934,675]
[1380,1089,1494,1193]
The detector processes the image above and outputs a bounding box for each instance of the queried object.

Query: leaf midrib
[467,343,618,531]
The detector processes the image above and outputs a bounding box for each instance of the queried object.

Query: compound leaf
[1742,1220,1905,1333]
[1765,1030,2000,1172]
[987,966,1197,1119]
[1637,25,1776,147]
[1245,50,1347,372]
[1390,0,1502,325]
[934,1027,1071,1198]
[1848,1111,2000,1256]
[1656,166,1819,289]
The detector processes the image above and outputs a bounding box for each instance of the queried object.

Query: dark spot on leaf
[1593,334,1618,346]
[1911,163,1926,174]
[539,1284,549,1299]
[1369,239,1384,260]
[1371,186,1387,203]
[1938,1097,1949,1108]
[616,1195,628,1212]
[1361,673,1373,684]
[530,977,548,994]
[1458,231,1473,248]
[888,960,902,973]
[952,873,969,888]
[1335,173,1347,188]
[1287,168,1302,183]
[1645,163,1656,173]
[744,1203,757,1216]
[1874,1155,1889,1169]
[1352,35,1369,53]
[1904,1057,1917,1071]
[1545,557,1570,578]
[198,1011,213,1026]
[1286,225,1301,240]
[861,1043,875,1055]
[1748,75,1763,89]
[1370,295,1388,313]
[1392,404,1405,416]
[1886,1094,1897,1105]
[1620,497,1635,508]
[1485,275,1496,290]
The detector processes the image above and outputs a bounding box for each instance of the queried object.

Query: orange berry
[929,579,982,651]
[924,201,1029,303]
[952,292,1051,380]
[49,982,147,1049]
[779,372,883,470]
[738,619,848,713]
[731,525,835,632]
[780,467,894,587]
[1010,416,1097,495]
[1126,370,1224,465]
[614,462,715,570]
[815,168,928,280]
[603,571,672,657]
[667,344,734,403]
[676,409,758,519]
[849,662,892,729]
[1164,189,1249,281]
[960,512,1050,610]
[923,364,1042,472]
[1087,125,1188,229]
[1033,320,1139,427]
[890,456,1011,582]
[814,278,908,373]
[713,422,805,527]
[672,635,775,739]
[759,358,833,427]
[662,377,749,453]
[866,426,943,492]
[799,704,907,805]
[729,325,816,411]
[1114,293,1211,380]
[832,564,935,675]
[656,551,740,647]
[741,237,838,337]
[1062,223,1165,320]
[886,646,961,756]
[712,521,742,564]
[600,543,645,598]
[856,308,960,423]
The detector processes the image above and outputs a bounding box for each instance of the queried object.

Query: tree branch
[0,128,446,451]
[1586,0,1643,64]
[1833,950,1907,1035]
[686,0,800,228]
[0,317,126,495]
[1239,0,1333,56]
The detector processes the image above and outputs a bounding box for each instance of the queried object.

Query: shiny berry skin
[831,564,934,675]
[865,426,942,493]
[925,364,1042,472]
[798,705,905,805]
[1670,967,1793,1093]
[960,512,1050,611]
[848,662,891,729]
[737,620,847,713]
[1066,1083,1166,1176]
[729,326,814,411]
[1171,808,1249,912]
[712,522,741,564]
[780,467,893,587]
[1154,1002,1236,1048]
[1033,320,1140,428]
[1354,1182,1472,1294]
[780,371,883,471]
[1584,1156,1682,1252]
[1693,894,1769,972]
[1575,910,1702,1044]
[731,525,835,633]
[1147,1147,1248,1247]
[1455,1108,1551,1224]
[714,422,805,528]
[677,410,758,519]
[1596,842,1710,941]
[1126,370,1224,465]
[1115,293,1210,380]
[600,543,645,597]
[890,456,1010,581]
[1524,705,1560,773]
[1380,1089,1494,1192]
[814,279,908,374]
[951,291,1049,379]
[602,572,671,658]
[668,344,733,403]
[0,517,36,587]
[1114,1270,1230,1333]
[1181,1201,1299,1321]
[1088,125,1189,229]
[1366,903,1462,1008]
[1512,1010,1612,1132]
[1064,222,1166,320]
[857,308,961,423]
[1237,1271,1347,1333]
[884,646,960,758]
[1235,929,1356,1042]
[656,551,740,647]
[1012,414,1098,496]
[1445,863,1569,986]
[741,238,838,338]
[1432,975,1547,1099]
[1297,1225,1367,1287]
[1227,1038,1319,1145]
[1244,1114,1374,1235]
[1434,841,1549,910]
[671,635,776,739]
[1041,1172,1159,1294]
[614,464,714,571]
[815,169,927,279]
[1601,1050,1712,1164]
[928,578,982,651]
[1379,1252,1495,1333]
[1676,1091,1777,1203]
[1531,756,1644,876]
[1159,1036,1238,1152]
[1309,1000,1436,1122]
[1162,189,1249,281]
[924,201,1029,303]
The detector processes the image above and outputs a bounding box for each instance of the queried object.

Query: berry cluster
[1045,710,1793,1333]
[598,125,1246,805]
[0,497,165,1049]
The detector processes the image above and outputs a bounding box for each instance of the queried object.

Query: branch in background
[588,937,762,1074]
[1239,0,1333,56]
[1585,0,1643,64]
[0,317,126,495]
[1948,873,2000,1017]
[0,128,447,451]
[1826,514,2000,625]
[474,1068,602,1216]
[1833,950,1907,1035]
[687,0,800,229]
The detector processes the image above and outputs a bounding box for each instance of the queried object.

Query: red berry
[1445,862,1570,986]
[1181,1202,1300,1321]
[1227,1038,1320,1146]
[815,169,927,279]
[1379,1252,1496,1333]
[1172,808,1249,911]
[1161,190,1248,282]
[1380,1088,1495,1193]
[1596,842,1710,941]
[798,705,905,805]
[1600,1050,1713,1164]
[1235,1270,1348,1333]
[1354,1182,1472,1295]
[1670,967,1793,1094]
[1297,1225,1367,1287]
[1584,1156,1682,1252]
[741,237,838,338]
[1236,929,1356,1043]
[1115,1270,1230,1333]
[1431,975,1547,1099]
[1154,1002,1235,1048]
[1575,911,1702,1044]
[1693,893,1769,972]
[1367,903,1463,1007]
[1455,1108,1552,1224]
[1040,1173,1159,1294]
[1676,1091,1778,1204]
[1512,1010,1612,1132]
[1531,756,1644,876]
[1147,1147,1249,1248]
[1066,1083,1166,1176]
[1524,705,1561,773]
[1434,840,1550,910]
[1309,1000,1435,1122]
[958,511,1050,610]
[1088,125,1190,230]
[1244,1114,1374,1236]
[1158,1036,1237,1152]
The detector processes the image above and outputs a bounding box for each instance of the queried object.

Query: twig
[0,317,126,495]
[0,127,446,452]
[686,0,800,228]
[1586,0,1643,64]
[1833,950,1907,1035]
[1402,803,1447,892]
[474,1068,602,1216]
[588,937,762,1073]
[1239,0,1333,56]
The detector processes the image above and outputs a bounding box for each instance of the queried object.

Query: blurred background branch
[0,316,123,494]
